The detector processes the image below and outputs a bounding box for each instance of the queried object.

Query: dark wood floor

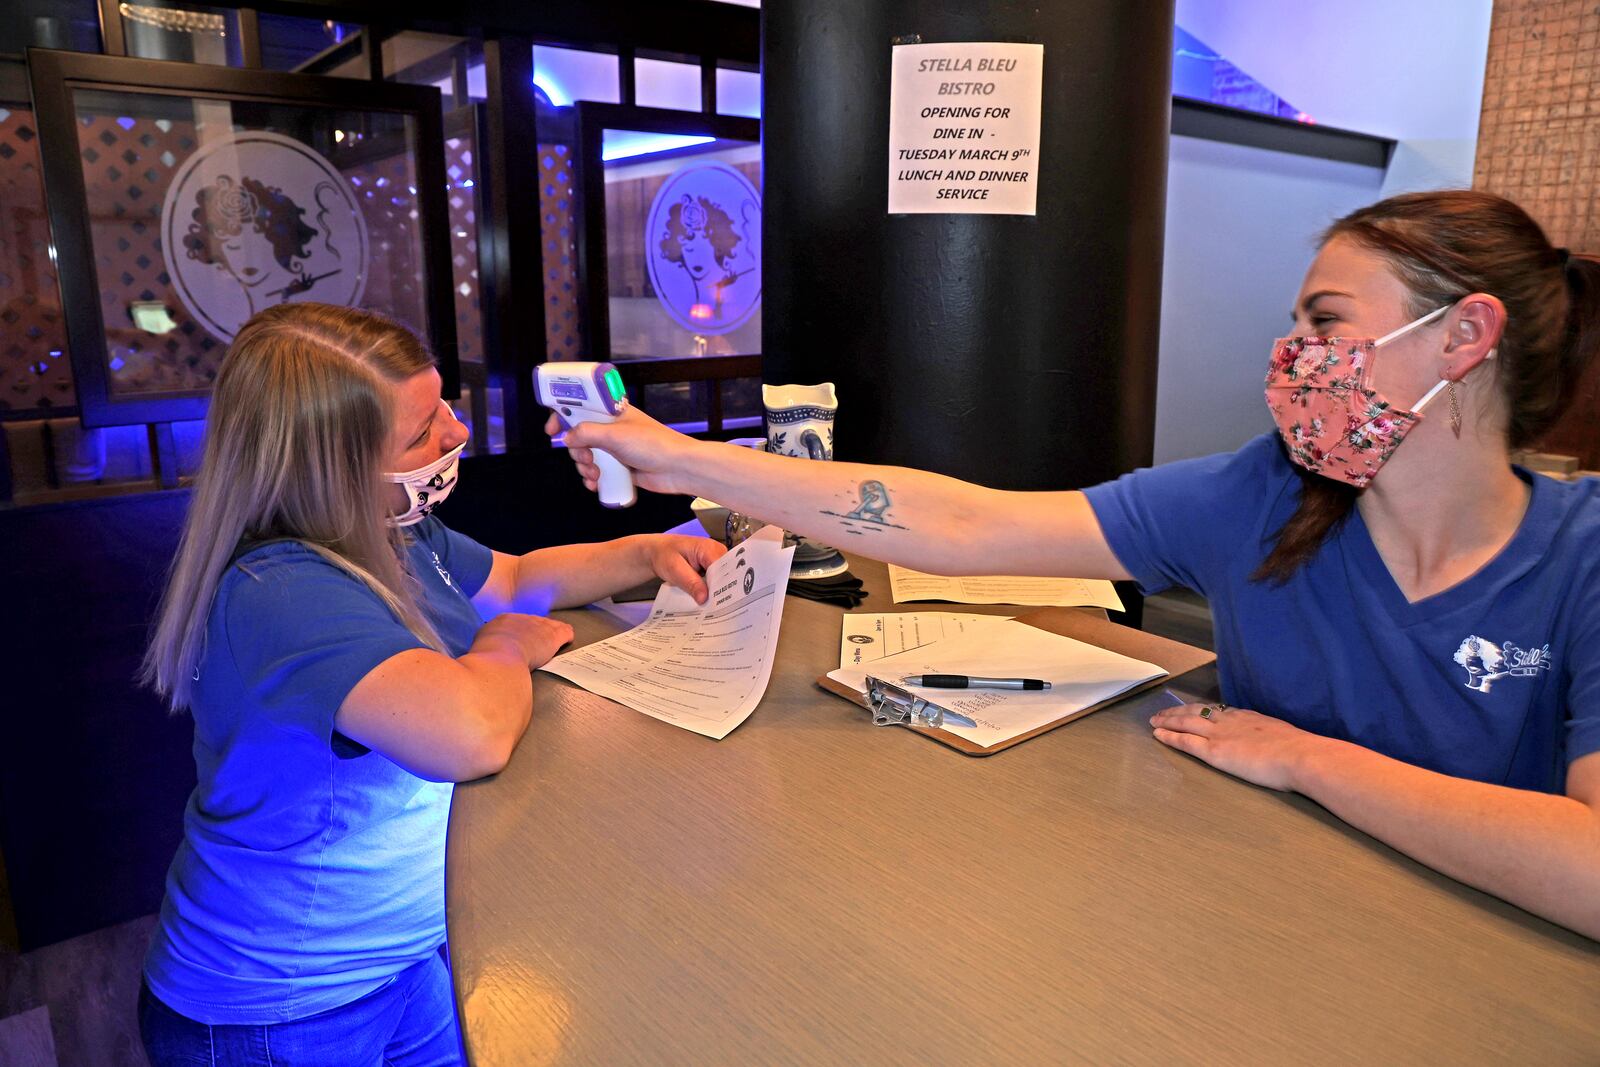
[1,771,149,1067]
[0,913,154,1067]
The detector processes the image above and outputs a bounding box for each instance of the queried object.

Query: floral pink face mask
[1264,304,1458,488]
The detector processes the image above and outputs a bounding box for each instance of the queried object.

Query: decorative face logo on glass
[645,162,761,335]
[160,131,368,341]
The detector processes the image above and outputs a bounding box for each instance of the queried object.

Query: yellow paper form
[887,564,1124,611]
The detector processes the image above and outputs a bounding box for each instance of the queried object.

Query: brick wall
[1473,0,1600,467]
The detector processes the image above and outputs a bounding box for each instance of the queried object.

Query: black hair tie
[1557,246,1572,267]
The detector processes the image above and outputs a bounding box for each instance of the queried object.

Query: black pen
[902,674,1051,691]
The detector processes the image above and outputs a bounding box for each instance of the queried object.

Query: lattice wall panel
[445,134,483,366]
[540,143,580,361]
[345,150,429,337]
[76,114,221,398]
[0,106,74,416]
[1474,0,1600,251]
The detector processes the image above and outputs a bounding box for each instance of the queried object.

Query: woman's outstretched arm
[554,407,1132,581]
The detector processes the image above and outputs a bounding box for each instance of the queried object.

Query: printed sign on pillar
[887,42,1045,215]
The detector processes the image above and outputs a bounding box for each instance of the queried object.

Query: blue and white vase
[762,382,836,461]
[761,382,847,578]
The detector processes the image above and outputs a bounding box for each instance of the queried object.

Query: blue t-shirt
[1084,433,1600,792]
[144,517,495,1024]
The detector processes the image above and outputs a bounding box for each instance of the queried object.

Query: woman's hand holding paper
[642,534,727,605]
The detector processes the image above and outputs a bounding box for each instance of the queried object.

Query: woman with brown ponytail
[556,190,1600,940]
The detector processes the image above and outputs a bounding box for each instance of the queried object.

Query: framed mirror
[574,102,760,363]
[28,48,456,426]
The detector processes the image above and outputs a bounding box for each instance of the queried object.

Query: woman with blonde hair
[137,302,723,1064]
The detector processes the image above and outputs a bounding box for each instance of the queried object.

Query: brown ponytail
[1254,190,1600,583]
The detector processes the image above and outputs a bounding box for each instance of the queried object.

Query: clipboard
[815,606,1216,756]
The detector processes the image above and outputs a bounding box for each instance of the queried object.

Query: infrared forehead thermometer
[535,361,636,508]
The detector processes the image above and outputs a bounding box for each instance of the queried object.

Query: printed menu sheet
[839,612,1013,669]
[828,619,1163,750]
[887,564,1125,611]
[541,526,796,739]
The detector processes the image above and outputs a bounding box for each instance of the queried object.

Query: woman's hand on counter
[476,612,576,671]
[337,613,575,781]
[1148,703,1320,793]
[1155,702,1600,940]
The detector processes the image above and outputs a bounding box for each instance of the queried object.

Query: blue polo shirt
[1084,433,1600,792]
[144,517,494,1024]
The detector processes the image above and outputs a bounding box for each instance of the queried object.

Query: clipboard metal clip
[863,676,976,730]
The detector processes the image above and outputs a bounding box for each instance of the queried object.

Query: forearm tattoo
[821,480,909,534]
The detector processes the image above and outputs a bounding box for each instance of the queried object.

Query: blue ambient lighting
[1172,25,1311,123]
[532,73,569,107]
[600,131,716,162]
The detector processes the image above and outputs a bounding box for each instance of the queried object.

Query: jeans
[139,951,465,1067]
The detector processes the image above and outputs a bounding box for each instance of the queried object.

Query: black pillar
[762,1,1174,490]
[481,36,544,451]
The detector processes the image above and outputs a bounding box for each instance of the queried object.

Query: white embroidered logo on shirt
[431,551,454,589]
[1452,635,1552,693]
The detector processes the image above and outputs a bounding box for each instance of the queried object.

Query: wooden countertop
[446,558,1600,1066]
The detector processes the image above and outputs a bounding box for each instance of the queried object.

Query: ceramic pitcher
[759,383,847,577]
[762,382,836,461]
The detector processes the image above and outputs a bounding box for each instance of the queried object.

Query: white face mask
[385,442,465,528]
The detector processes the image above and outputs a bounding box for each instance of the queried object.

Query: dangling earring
[1448,381,1462,439]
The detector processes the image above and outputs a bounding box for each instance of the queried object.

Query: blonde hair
[141,302,447,711]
